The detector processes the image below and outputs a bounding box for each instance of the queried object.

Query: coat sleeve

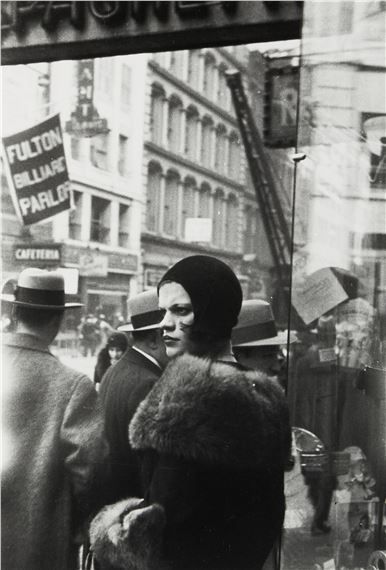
[60,377,110,519]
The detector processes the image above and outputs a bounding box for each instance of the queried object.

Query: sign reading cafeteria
[2,113,71,226]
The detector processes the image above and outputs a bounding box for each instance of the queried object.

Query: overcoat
[99,346,162,500]
[1,333,109,570]
[91,354,291,570]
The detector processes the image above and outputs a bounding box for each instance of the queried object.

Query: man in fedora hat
[99,288,168,500]
[1,268,109,570]
[232,299,297,388]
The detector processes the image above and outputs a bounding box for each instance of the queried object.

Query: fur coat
[91,354,291,570]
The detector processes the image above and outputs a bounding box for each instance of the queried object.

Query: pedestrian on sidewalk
[1,268,109,570]
[98,289,167,502]
[90,255,291,570]
[93,331,129,387]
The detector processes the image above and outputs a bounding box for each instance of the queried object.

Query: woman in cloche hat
[90,255,291,570]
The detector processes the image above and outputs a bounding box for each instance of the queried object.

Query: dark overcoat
[1,333,109,570]
[99,346,162,500]
[91,354,291,570]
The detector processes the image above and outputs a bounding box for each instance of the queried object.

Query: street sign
[2,113,72,225]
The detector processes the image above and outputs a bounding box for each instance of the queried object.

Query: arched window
[203,52,216,99]
[198,183,211,219]
[228,131,241,179]
[188,50,200,87]
[243,204,257,253]
[215,125,227,174]
[181,177,196,239]
[146,162,162,232]
[217,64,228,107]
[185,106,199,161]
[201,116,213,168]
[226,194,239,250]
[163,171,179,236]
[213,188,225,248]
[168,95,183,153]
[150,84,165,145]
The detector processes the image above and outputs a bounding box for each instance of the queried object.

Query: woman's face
[108,346,124,365]
[158,282,194,358]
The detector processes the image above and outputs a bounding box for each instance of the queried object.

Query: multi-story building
[2,46,270,325]
[140,46,257,295]
[1,55,146,325]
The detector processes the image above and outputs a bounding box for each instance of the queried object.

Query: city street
[52,348,97,381]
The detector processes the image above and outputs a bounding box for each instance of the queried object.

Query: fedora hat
[232,299,296,347]
[118,289,162,332]
[1,268,83,310]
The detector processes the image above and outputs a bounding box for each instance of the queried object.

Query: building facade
[1,46,270,325]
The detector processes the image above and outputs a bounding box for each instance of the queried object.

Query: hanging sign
[264,62,299,148]
[2,113,72,226]
[65,59,109,138]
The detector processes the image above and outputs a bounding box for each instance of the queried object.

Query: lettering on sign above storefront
[1,1,302,65]
[13,244,62,265]
[2,114,72,225]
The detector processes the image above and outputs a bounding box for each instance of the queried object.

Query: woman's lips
[163,336,178,345]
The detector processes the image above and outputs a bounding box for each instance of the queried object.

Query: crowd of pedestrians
[1,256,291,570]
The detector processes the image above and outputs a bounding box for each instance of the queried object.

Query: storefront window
[283,2,386,568]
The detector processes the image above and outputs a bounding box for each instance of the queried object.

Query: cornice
[141,231,242,260]
[145,140,244,192]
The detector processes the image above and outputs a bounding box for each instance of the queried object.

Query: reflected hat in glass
[118,289,163,332]
[0,268,83,310]
[232,299,296,347]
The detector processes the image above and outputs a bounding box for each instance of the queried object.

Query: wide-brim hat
[234,330,298,347]
[118,289,162,332]
[1,268,83,310]
[232,299,297,347]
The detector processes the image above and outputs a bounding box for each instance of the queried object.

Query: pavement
[52,348,97,380]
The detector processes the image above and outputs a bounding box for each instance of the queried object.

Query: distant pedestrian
[90,256,291,570]
[97,314,114,348]
[1,268,109,570]
[99,289,167,501]
[93,331,129,387]
[79,313,100,356]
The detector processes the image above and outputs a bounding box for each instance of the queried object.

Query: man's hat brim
[1,294,83,310]
[233,331,297,347]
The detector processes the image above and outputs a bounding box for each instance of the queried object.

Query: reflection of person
[90,256,291,570]
[93,332,128,386]
[99,290,167,501]
[295,315,337,535]
[1,268,109,570]
[232,299,296,387]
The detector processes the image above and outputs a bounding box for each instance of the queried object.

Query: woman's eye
[176,307,191,316]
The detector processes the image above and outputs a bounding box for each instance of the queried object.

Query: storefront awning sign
[2,113,71,226]
[79,251,108,277]
[13,243,62,265]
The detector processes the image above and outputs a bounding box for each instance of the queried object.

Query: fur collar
[130,354,289,469]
